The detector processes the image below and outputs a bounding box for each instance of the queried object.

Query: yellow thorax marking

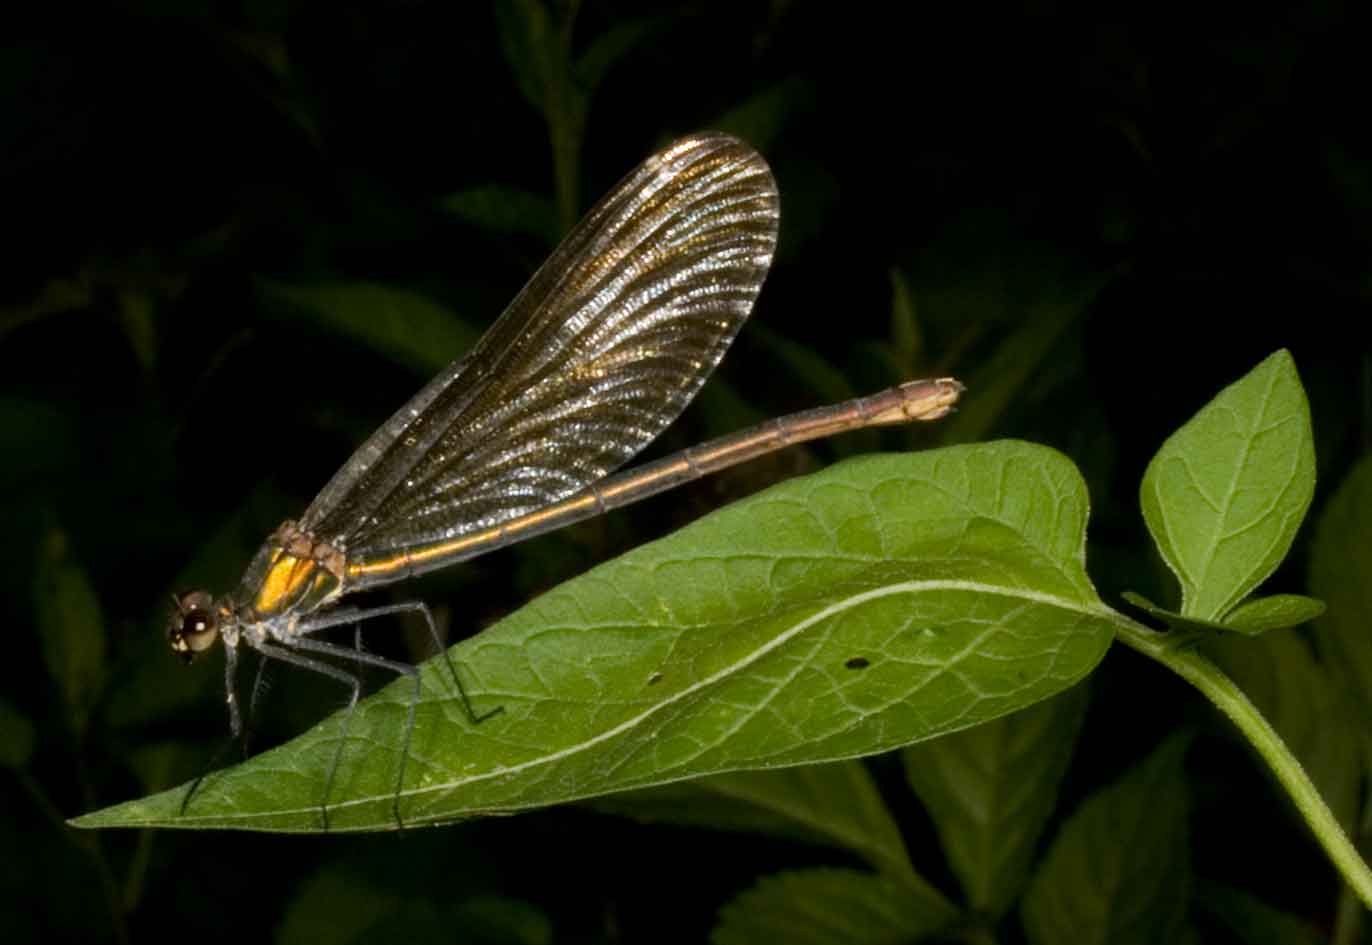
[253,550,324,616]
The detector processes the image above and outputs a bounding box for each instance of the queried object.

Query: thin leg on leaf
[180,641,242,816]
[283,635,422,830]
[241,649,270,757]
[252,641,365,831]
[299,602,502,725]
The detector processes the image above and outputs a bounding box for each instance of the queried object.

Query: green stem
[1333,795,1372,942]
[545,0,583,234]
[1112,614,1372,911]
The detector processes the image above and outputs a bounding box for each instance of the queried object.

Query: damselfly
[169,133,963,828]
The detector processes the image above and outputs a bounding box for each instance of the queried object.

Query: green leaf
[1120,591,1225,635]
[1021,736,1191,945]
[115,288,158,370]
[439,185,559,245]
[1310,457,1372,728]
[745,323,856,407]
[257,280,478,375]
[1197,881,1326,945]
[887,268,925,374]
[902,682,1089,917]
[73,442,1115,832]
[0,398,79,492]
[592,761,917,879]
[0,700,36,769]
[1121,590,1324,637]
[573,17,658,95]
[711,78,813,153]
[939,277,1099,444]
[278,863,550,945]
[1223,594,1325,635]
[711,868,959,945]
[1140,350,1316,621]
[450,896,552,945]
[494,0,559,113]
[1207,629,1363,831]
[33,528,107,734]
[0,277,91,344]
[126,742,197,795]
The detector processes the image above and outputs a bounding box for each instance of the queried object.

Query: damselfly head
[168,590,221,664]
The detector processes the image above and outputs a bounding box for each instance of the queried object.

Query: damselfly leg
[290,602,502,828]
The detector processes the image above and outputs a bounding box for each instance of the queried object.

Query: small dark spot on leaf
[647,671,664,685]
[845,657,870,670]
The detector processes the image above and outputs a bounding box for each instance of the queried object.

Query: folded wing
[299,133,780,570]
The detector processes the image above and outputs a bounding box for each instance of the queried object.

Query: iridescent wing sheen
[298,133,779,575]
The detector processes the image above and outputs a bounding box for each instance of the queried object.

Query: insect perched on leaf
[168,133,963,829]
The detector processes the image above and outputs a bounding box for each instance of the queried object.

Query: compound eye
[169,592,220,662]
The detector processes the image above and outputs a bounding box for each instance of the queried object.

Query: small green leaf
[279,863,550,945]
[887,268,925,374]
[711,868,959,945]
[33,528,107,734]
[439,186,559,245]
[1223,595,1325,635]
[494,0,559,112]
[939,278,1099,444]
[115,289,158,370]
[573,17,658,94]
[257,280,478,375]
[711,78,812,153]
[452,897,552,945]
[903,683,1089,917]
[1310,457,1372,728]
[0,398,78,492]
[1021,736,1191,945]
[278,866,404,945]
[74,442,1115,832]
[0,277,91,343]
[1197,881,1326,945]
[1120,590,1224,635]
[1122,590,1323,637]
[1140,350,1315,621]
[746,323,855,405]
[0,700,36,769]
[126,742,196,795]
[593,761,916,879]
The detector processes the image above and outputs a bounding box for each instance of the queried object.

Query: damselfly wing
[168,133,963,828]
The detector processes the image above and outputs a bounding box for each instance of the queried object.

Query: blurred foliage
[3,1,1370,942]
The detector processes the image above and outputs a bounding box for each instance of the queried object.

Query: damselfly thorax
[170,522,346,656]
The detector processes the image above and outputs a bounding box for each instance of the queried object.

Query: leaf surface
[1140,350,1315,620]
[711,868,957,945]
[903,683,1088,915]
[592,761,915,878]
[1021,736,1191,945]
[75,442,1115,832]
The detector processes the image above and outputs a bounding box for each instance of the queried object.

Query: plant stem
[1112,614,1372,911]
[1333,797,1372,942]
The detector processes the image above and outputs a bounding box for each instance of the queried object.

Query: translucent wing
[299,133,779,577]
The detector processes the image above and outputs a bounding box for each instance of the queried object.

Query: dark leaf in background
[711,868,958,945]
[903,683,1090,918]
[1021,736,1193,945]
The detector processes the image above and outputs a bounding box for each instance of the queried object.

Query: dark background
[3,1,1369,942]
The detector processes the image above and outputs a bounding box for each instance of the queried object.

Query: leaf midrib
[178,578,1112,826]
